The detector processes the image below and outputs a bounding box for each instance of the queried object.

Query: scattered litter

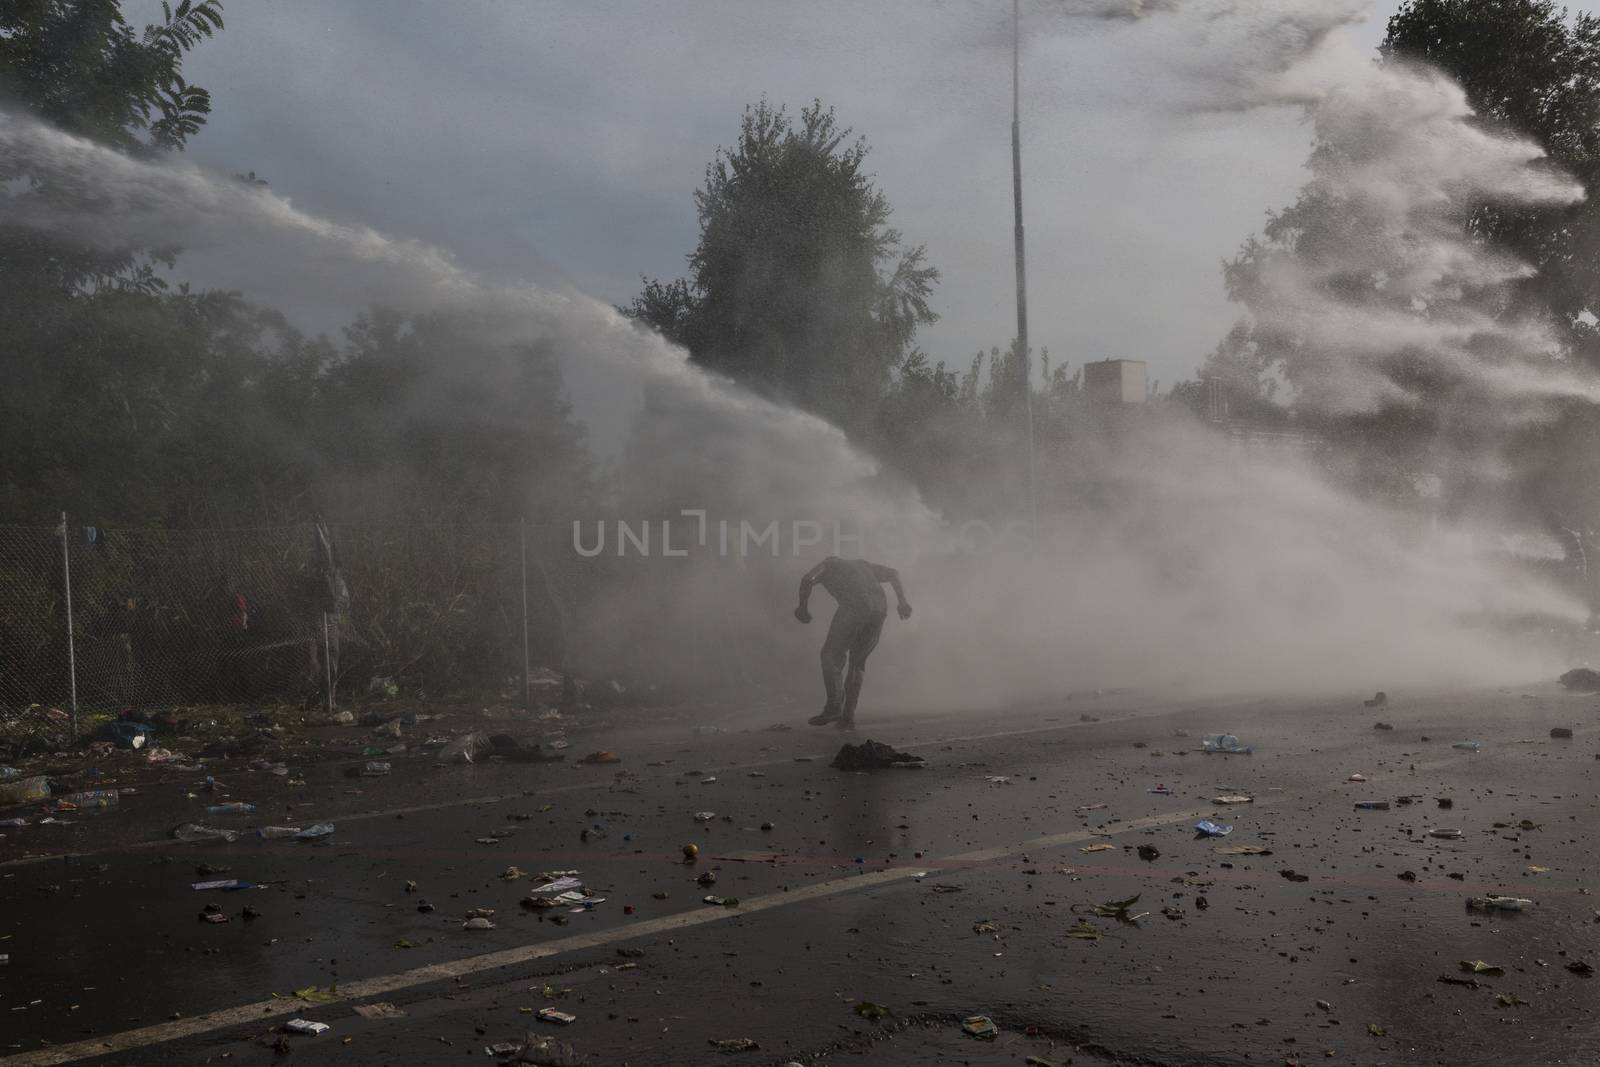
[436,731,492,764]
[1212,794,1252,804]
[830,739,926,770]
[484,1041,522,1057]
[0,776,50,806]
[463,916,497,930]
[1354,801,1390,811]
[1194,819,1233,837]
[1080,843,1114,853]
[1451,741,1481,752]
[973,920,997,934]
[296,823,335,840]
[1467,896,1534,912]
[258,826,301,839]
[283,1019,329,1036]
[1216,844,1272,856]
[702,895,739,907]
[578,751,621,765]
[1075,802,1107,812]
[853,1001,892,1020]
[1147,784,1172,795]
[1460,960,1505,976]
[1076,894,1146,924]
[709,1037,758,1052]
[206,802,254,815]
[962,1015,999,1040]
[1347,773,1367,782]
[171,823,239,843]
[537,1007,577,1025]
[292,985,339,1003]
[693,811,717,822]
[1279,869,1310,882]
[984,775,1011,784]
[530,876,584,895]
[351,1002,405,1019]
[1065,920,1102,940]
[1427,828,1464,839]
[1200,734,1252,754]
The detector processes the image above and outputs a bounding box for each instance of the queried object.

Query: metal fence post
[520,518,531,709]
[322,612,334,713]
[59,511,78,730]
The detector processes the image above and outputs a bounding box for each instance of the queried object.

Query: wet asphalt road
[3,686,1600,1066]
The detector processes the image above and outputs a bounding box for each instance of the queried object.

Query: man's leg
[838,611,885,729]
[809,610,852,726]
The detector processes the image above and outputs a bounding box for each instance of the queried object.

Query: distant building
[1082,359,1147,405]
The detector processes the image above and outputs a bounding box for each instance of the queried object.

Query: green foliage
[1384,0,1600,351]
[627,100,938,434]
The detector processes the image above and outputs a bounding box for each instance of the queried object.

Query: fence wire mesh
[0,520,582,749]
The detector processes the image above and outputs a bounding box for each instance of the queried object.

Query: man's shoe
[808,709,841,726]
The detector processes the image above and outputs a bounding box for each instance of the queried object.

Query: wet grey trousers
[821,606,886,720]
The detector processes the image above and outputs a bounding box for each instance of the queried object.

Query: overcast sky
[139,0,1396,389]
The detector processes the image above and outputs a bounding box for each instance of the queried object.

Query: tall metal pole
[520,517,531,709]
[1013,0,1039,530]
[60,512,78,729]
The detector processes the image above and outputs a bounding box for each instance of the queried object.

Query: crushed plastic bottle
[1201,734,1253,754]
[59,789,119,810]
[171,823,240,843]
[362,761,391,776]
[1467,895,1534,912]
[296,823,335,840]
[206,802,255,815]
[257,826,302,839]
[1451,741,1481,752]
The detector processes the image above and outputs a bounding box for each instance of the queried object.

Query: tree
[627,100,938,434]
[1383,0,1600,358]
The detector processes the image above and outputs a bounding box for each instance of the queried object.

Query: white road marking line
[0,802,1233,1066]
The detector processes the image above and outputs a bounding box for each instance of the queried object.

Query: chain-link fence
[0,518,588,745]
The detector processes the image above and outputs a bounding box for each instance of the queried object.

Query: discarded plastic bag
[0,776,49,807]
[1194,819,1233,837]
[437,731,492,764]
[962,1015,999,1039]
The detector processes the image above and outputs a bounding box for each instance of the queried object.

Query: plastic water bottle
[171,823,240,843]
[257,826,302,839]
[206,802,255,815]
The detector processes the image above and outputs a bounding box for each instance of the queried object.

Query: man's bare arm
[870,563,912,619]
[795,558,832,622]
